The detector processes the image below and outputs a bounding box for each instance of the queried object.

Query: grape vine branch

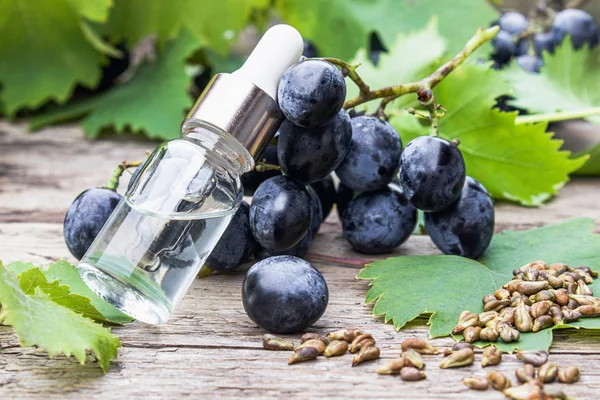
[322,26,500,111]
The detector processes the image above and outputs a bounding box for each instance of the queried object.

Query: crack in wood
[122,343,263,351]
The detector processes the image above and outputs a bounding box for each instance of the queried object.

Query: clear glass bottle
[77,25,304,324]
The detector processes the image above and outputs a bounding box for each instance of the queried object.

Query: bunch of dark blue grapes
[238,45,495,264]
[491,8,598,73]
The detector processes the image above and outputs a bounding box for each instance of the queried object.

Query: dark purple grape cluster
[399,136,495,259]
[491,9,599,73]
[237,56,497,266]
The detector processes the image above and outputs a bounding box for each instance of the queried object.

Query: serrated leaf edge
[0,263,121,373]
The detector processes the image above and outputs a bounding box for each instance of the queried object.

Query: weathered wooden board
[1,121,599,399]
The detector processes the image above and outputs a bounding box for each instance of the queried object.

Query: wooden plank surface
[1,121,599,399]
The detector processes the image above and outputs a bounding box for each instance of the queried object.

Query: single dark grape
[497,12,529,36]
[335,177,400,220]
[491,30,516,65]
[306,186,323,238]
[424,177,494,259]
[335,182,356,220]
[256,231,311,260]
[278,109,352,183]
[369,31,388,65]
[277,60,346,127]
[310,175,336,219]
[256,186,321,259]
[533,32,556,55]
[64,188,122,260]
[400,136,466,212]
[342,188,416,254]
[302,40,319,58]
[206,202,257,272]
[516,55,543,73]
[551,9,599,50]
[249,176,312,251]
[242,256,328,333]
[241,145,281,196]
[335,116,402,192]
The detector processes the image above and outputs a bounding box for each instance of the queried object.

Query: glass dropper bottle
[77,25,304,325]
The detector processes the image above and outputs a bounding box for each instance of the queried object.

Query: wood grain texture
[0,121,599,399]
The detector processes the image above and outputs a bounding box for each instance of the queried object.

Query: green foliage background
[0,0,497,131]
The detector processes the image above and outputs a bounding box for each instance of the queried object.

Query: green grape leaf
[0,0,112,115]
[359,255,503,338]
[17,268,111,324]
[104,0,268,54]
[0,262,121,373]
[503,41,600,125]
[345,20,446,113]
[389,63,587,206]
[8,260,133,324]
[276,0,497,60]
[502,41,600,176]
[29,32,198,140]
[357,218,600,351]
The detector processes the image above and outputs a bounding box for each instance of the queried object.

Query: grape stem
[255,162,281,172]
[105,160,144,191]
[405,90,447,136]
[341,26,500,110]
[514,107,600,125]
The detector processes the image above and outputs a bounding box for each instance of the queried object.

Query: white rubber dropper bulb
[231,24,304,101]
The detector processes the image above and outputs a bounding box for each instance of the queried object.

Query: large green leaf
[357,218,600,351]
[389,63,587,206]
[104,0,268,54]
[0,0,111,115]
[0,262,121,373]
[29,32,198,140]
[359,255,503,338]
[8,260,133,324]
[276,0,497,60]
[503,41,600,125]
[345,20,446,113]
[17,268,111,324]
